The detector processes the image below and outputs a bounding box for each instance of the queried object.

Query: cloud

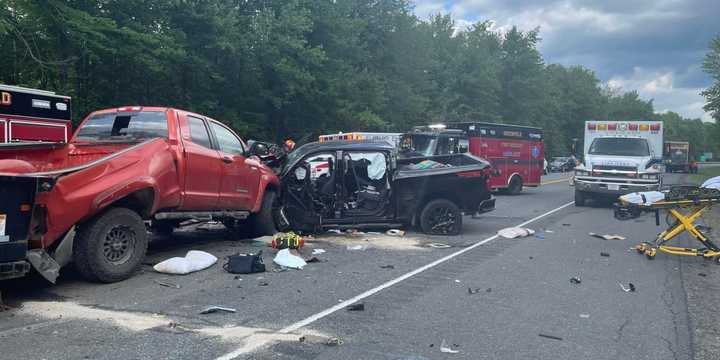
[607,67,712,121]
[411,0,720,121]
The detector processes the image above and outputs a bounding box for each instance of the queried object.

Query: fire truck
[446,122,544,194]
[0,84,72,144]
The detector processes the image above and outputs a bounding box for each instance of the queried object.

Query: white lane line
[216,200,576,360]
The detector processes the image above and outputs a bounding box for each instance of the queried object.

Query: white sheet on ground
[273,248,307,269]
[498,227,535,239]
[153,250,218,275]
[702,176,720,190]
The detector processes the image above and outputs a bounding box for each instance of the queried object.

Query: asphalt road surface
[0,171,713,360]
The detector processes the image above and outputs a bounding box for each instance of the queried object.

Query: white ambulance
[573,121,664,206]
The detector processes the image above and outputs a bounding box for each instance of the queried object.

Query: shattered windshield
[589,138,650,157]
[75,111,168,142]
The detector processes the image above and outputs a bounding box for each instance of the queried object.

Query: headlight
[640,173,659,180]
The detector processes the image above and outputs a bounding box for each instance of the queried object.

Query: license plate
[607,184,620,191]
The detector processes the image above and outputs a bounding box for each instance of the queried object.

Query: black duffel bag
[223,251,266,274]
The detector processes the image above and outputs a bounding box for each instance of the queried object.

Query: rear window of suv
[75,111,168,141]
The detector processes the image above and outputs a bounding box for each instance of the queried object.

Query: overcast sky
[412,0,719,121]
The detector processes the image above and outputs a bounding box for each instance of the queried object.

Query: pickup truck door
[209,122,259,210]
[180,115,223,209]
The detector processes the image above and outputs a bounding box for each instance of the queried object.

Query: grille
[592,165,637,172]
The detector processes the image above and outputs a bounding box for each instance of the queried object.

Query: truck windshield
[75,111,168,141]
[589,138,649,156]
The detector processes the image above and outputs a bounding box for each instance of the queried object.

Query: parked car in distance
[274,141,495,236]
[0,106,279,283]
[549,157,575,172]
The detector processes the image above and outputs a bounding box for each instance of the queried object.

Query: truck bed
[0,141,150,175]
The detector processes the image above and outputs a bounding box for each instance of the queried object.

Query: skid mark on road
[216,200,576,360]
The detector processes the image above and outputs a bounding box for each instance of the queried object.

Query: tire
[574,190,586,207]
[507,176,523,195]
[73,207,148,283]
[419,199,462,235]
[249,190,277,237]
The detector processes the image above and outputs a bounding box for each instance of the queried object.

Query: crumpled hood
[585,155,651,170]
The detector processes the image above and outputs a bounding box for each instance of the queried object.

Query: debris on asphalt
[153,279,181,289]
[346,303,365,311]
[579,314,590,318]
[570,276,582,284]
[427,243,452,249]
[223,252,265,274]
[589,233,626,241]
[600,252,611,257]
[305,257,324,263]
[346,245,368,251]
[468,287,482,295]
[380,265,395,269]
[258,281,270,286]
[535,233,545,239]
[386,229,405,236]
[698,273,708,277]
[545,230,555,233]
[486,288,492,293]
[325,337,343,346]
[440,339,460,354]
[199,306,237,314]
[498,227,535,239]
[454,279,461,283]
[153,250,218,275]
[529,256,534,260]
[617,281,636,292]
[271,231,305,250]
[273,249,307,269]
[312,249,326,255]
[562,223,571,226]
[538,333,563,341]
[272,267,289,273]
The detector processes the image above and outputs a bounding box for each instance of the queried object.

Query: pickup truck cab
[275,141,495,235]
[0,107,279,283]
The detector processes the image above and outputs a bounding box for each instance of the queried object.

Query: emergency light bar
[587,122,661,132]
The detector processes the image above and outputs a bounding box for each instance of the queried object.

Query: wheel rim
[102,225,136,265]
[427,206,456,234]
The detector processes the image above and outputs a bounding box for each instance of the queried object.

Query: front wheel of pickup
[420,199,462,235]
[249,190,277,237]
[74,207,148,283]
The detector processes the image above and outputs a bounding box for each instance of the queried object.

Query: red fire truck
[446,122,544,194]
[0,84,72,144]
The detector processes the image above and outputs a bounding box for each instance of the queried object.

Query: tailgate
[0,175,39,263]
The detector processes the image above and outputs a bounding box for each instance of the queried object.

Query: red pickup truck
[0,107,279,283]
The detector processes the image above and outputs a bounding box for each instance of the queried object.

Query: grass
[688,166,720,185]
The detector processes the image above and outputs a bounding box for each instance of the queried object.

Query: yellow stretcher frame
[630,198,720,261]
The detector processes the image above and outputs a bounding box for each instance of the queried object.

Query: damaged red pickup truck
[0,107,279,283]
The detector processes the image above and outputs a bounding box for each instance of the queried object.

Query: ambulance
[573,121,664,206]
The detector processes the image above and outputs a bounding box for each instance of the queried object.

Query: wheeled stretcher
[616,185,720,261]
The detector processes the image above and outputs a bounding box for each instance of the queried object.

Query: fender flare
[91,176,159,218]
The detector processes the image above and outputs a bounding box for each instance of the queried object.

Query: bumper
[477,197,496,214]
[575,178,660,195]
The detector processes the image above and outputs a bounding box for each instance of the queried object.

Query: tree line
[1,0,718,157]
